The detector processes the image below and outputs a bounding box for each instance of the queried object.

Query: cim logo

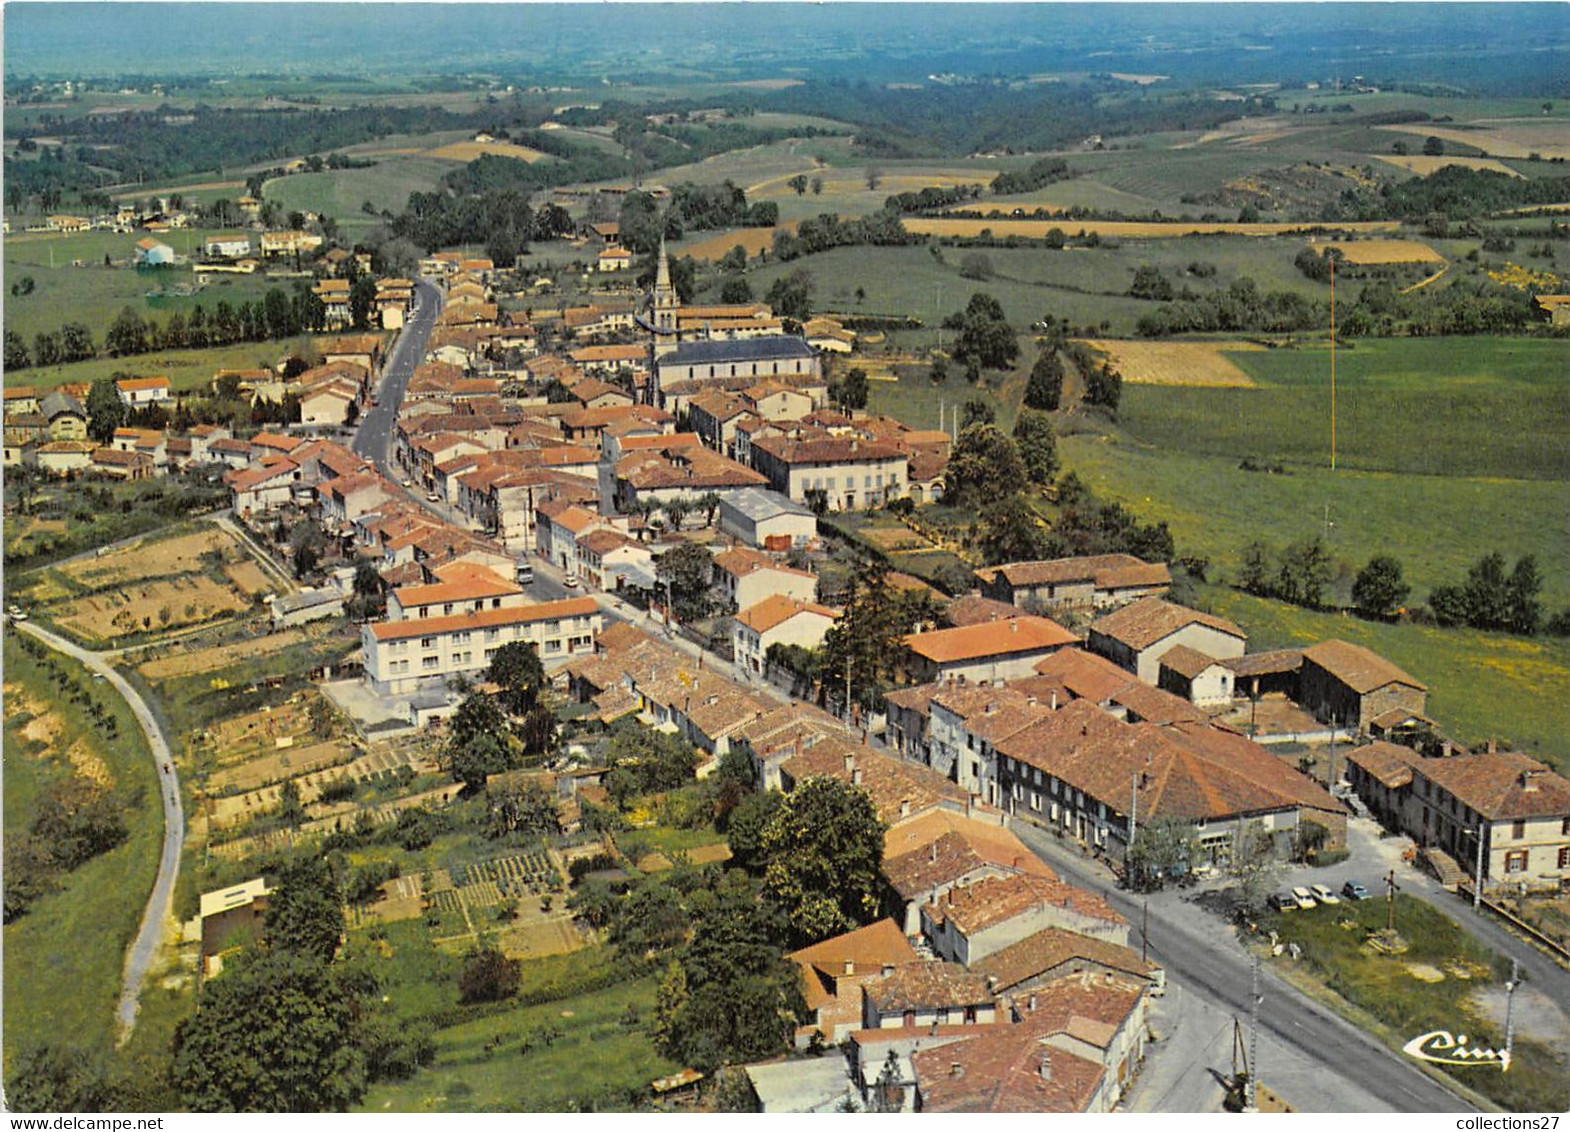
[1401,1030,1511,1072]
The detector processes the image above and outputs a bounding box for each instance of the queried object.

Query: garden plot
[206,738,355,798]
[50,575,248,643]
[136,629,307,679]
[60,527,234,589]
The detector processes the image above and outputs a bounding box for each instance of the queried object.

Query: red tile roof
[1089,597,1245,651]
[367,597,598,641]
[906,616,1076,665]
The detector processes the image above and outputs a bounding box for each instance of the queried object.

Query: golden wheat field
[902,217,1401,239]
[1320,239,1445,265]
[1075,339,1264,387]
[425,140,548,163]
[680,223,799,261]
[1377,121,1570,161]
[1377,154,1524,178]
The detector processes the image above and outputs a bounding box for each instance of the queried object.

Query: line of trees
[5,285,330,372]
[769,209,914,261]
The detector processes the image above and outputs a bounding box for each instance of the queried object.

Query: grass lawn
[2,632,163,1067]
[1196,586,1570,774]
[1118,337,1569,481]
[1059,433,1570,609]
[1258,895,1568,1113]
[357,933,675,1113]
[5,339,307,394]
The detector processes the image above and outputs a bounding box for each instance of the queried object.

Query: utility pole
[1473,824,1487,910]
[1385,868,1399,934]
[1247,953,1261,1112]
[1127,771,1139,883]
[1503,958,1519,1071]
[1141,901,1150,965]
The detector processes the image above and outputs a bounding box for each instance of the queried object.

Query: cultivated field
[1376,154,1524,179]
[1378,121,1570,161]
[136,629,307,679]
[1318,239,1445,265]
[904,217,1403,240]
[61,527,235,588]
[1075,339,1264,387]
[5,340,297,394]
[679,223,797,262]
[425,139,549,163]
[50,576,249,644]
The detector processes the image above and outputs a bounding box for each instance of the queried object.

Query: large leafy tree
[652,870,804,1071]
[1012,408,1059,486]
[603,719,699,807]
[444,691,516,792]
[264,855,345,964]
[819,559,903,714]
[1023,349,1063,411]
[978,493,1050,566]
[85,377,126,443]
[656,541,713,622]
[1351,555,1410,620]
[759,776,885,946]
[945,423,1026,511]
[172,949,367,1112]
[951,291,1018,370]
[487,640,544,716]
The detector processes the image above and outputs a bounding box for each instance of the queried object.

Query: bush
[458,947,521,1004]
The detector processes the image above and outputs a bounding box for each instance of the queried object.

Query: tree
[85,378,126,444]
[951,291,1018,371]
[487,641,544,716]
[1423,135,1445,156]
[760,776,885,945]
[1024,349,1063,411]
[264,855,345,964]
[977,493,1050,565]
[819,559,903,715]
[788,173,810,196]
[172,949,367,1112]
[351,561,385,619]
[1506,555,1543,636]
[764,268,813,322]
[104,306,149,356]
[604,720,699,807]
[1012,409,1059,486]
[651,870,804,1071]
[945,423,1026,511]
[1126,817,1201,891]
[719,275,753,303]
[656,541,713,622]
[834,367,869,414]
[486,780,558,841]
[4,1043,122,1113]
[810,176,823,195]
[1226,819,1281,919]
[1083,362,1123,411]
[444,692,513,792]
[59,322,95,362]
[958,252,993,280]
[4,329,30,371]
[961,398,994,430]
[726,789,784,872]
[458,946,520,1003]
[864,165,883,191]
[1460,551,1511,631]
[1128,264,1174,301]
[1275,536,1333,609]
[275,779,305,828]
[1351,555,1409,620]
[1239,541,1272,596]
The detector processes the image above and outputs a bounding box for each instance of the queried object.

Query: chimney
[1026,695,1037,707]
[853,767,863,786]
[1520,769,1541,792]
[845,960,856,976]
[1027,993,1038,1013]
[985,701,995,715]
[1011,620,1018,633]
[1051,690,1058,711]
[949,1062,964,1078]
[901,798,912,820]
[1038,1048,1052,1082]
[930,840,938,864]
[1487,738,1498,755]
[845,753,855,773]
[882,964,896,977]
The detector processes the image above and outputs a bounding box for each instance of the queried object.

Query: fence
[1454,882,1570,964]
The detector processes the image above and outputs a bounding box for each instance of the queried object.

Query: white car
[1291,886,1318,910]
[562,573,580,589]
[1309,883,1341,906]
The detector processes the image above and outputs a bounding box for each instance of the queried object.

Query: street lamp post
[1471,824,1487,910]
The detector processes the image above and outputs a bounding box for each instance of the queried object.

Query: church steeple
[653,233,678,331]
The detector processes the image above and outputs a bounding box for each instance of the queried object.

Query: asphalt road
[1011,821,1471,1113]
[353,278,442,471]
[15,619,183,1043]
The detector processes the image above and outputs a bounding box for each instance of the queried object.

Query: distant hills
[4,3,1568,93]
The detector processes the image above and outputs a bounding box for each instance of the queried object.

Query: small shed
[270,586,344,629]
[719,486,818,549]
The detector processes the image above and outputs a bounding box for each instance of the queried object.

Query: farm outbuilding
[270,586,344,629]
[718,487,818,549]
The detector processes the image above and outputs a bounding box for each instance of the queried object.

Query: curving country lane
[15,619,184,1042]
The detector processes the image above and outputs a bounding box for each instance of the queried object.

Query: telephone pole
[1247,953,1261,1112]
[1503,958,1519,1071]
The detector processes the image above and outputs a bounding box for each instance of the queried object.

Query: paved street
[353,278,442,470]
[1010,821,1470,1113]
[16,620,183,1043]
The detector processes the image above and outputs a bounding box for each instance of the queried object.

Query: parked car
[426,492,440,503]
[1341,879,1372,901]
[1290,886,1318,910]
[563,573,580,589]
[1267,892,1298,913]
[1309,883,1340,905]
